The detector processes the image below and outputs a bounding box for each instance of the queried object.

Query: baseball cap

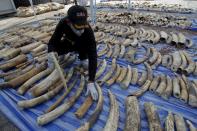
[67,5,89,29]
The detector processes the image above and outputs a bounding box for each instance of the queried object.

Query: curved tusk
[149,30,160,44]
[31,44,47,55]
[0,54,27,71]
[121,65,132,89]
[37,75,85,125]
[149,75,160,92]
[111,44,120,58]
[124,46,136,62]
[129,80,151,97]
[155,74,167,96]
[174,114,187,131]
[178,33,186,47]
[130,38,138,47]
[170,32,178,46]
[17,66,54,95]
[177,51,187,73]
[76,83,103,131]
[130,68,138,85]
[106,44,113,58]
[144,62,153,81]
[18,80,63,108]
[160,31,168,42]
[98,58,116,85]
[162,55,173,68]
[172,76,181,98]
[124,96,140,131]
[151,52,162,69]
[132,45,150,64]
[186,120,197,131]
[178,76,188,103]
[95,59,107,79]
[148,47,158,66]
[194,62,197,76]
[182,51,195,75]
[103,90,119,131]
[137,71,147,86]
[188,81,197,107]
[75,96,93,119]
[119,45,126,58]
[97,44,108,57]
[116,66,127,84]
[20,41,41,53]
[106,64,121,86]
[144,102,162,131]
[1,48,21,60]
[185,39,193,48]
[171,51,182,72]
[161,75,173,99]
[165,112,175,131]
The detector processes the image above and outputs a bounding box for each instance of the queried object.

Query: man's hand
[85,82,98,101]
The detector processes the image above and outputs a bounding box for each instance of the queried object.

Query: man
[47,5,98,100]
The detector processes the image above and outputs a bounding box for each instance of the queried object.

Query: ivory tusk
[116,66,127,84]
[160,31,168,42]
[75,96,93,119]
[194,62,197,76]
[172,76,181,98]
[129,80,151,97]
[97,44,108,57]
[106,64,121,86]
[132,45,150,64]
[144,102,162,131]
[149,30,160,44]
[186,120,197,131]
[178,33,186,47]
[162,75,173,99]
[162,55,172,68]
[18,80,63,108]
[137,71,147,86]
[188,81,197,107]
[149,75,160,92]
[144,62,153,81]
[17,66,54,95]
[31,44,47,55]
[148,47,158,65]
[171,51,182,72]
[151,52,161,69]
[155,74,167,96]
[119,45,126,58]
[98,58,116,85]
[178,76,188,103]
[124,46,136,62]
[95,59,107,79]
[130,68,138,85]
[174,114,187,131]
[177,51,187,73]
[170,32,178,46]
[182,51,195,75]
[165,112,175,131]
[185,39,193,48]
[37,75,85,125]
[76,83,103,131]
[121,65,132,89]
[103,90,119,131]
[111,44,120,58]
[124,96,140,131]
[106,44,113,58]
[1,48,21,60]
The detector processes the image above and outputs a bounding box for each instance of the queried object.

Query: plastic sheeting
[0,26,197,131]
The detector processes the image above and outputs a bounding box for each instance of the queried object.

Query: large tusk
[174,114,187,131]
[186,120,197,131]
[178,76,188,103]
[137,71,147,86]
[111,44,120,58]
[18,80,63,108]
[194,62,197,76]
[116,66,127,84]
[37,75,85,125]
[97,44,108,57]
[106,64,121,86]
[178,33,186,47]
[124,46,136,62]
[171,51,182,72]
[188,81,197,107]
[45,75,78,113]
[144,62,153,81]
[130,68,138,85]
[132,45,150,64]
[76,83,103,131]
[162,55,172,68]
[95,59,107,79]
[155,74,167,96]
[185,39,193,48]
[119,45,126,58]
[31,44,47,55]
[124,96,140,131]
[130,38,138,47]
[165,112,175,131]
[0,54,27,71]
[182,51,195,75]
[103,90,119,131]
[161,75,173,99]
[75,96,93,119]
[149,75,160,92]
[160,31,168,42]
[121,65,132,89]
[149,30,160,44]
[173,76,181,98]
[0,48,21,60]
[170,32,178,46]
[0,63,46,88]
[106,44,113,58]
[144,102,162,131]
[17,66,54,95]
[129,80,151,97]
[177,51,187,73]
[148,47,158,66]
[151,52,162,69]
[98,58,116,85]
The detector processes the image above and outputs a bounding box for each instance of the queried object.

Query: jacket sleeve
[48,19,64,52]
[86,27,97,82]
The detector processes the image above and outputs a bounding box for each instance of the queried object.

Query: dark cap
[67,5,88,29]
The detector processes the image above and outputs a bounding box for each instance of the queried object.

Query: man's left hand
[85,82,98,101]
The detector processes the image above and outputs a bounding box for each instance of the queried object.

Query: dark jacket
[48,17,97,81]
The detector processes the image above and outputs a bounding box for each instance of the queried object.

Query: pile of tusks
[96,11,192,29]
[94,22,193,48]
[0,18,196,130]
[97,2,194,13]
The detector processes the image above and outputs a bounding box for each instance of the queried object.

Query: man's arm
[48,19,65,52]
[86,27,97,82]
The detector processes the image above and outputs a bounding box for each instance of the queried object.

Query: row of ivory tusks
[93,22,193,48]
[96,11,192,28]
[16,2,65,17]
[97,2,194,13]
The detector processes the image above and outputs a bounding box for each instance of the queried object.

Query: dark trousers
[54,40,88,61]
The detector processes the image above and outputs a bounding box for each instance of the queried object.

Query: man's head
[67,5,89,30]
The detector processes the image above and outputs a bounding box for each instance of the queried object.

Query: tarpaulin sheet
[0,27,197,131]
